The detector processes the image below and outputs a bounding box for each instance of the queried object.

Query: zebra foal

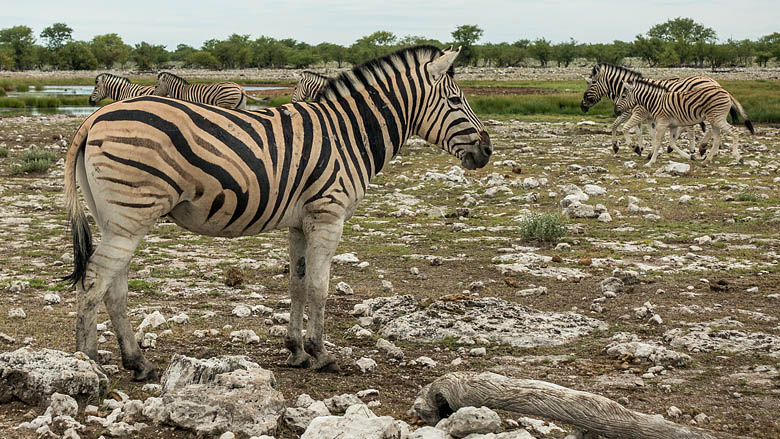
[154,72,248,110]
[615,79,753,166]
[89,73,155,106]
[64,46,491,379]
[291,71,328,103]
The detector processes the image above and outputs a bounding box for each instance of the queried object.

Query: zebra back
[292,71,329,103]
[155,72,244,109]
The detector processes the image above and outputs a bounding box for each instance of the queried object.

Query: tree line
[1,18,779,71]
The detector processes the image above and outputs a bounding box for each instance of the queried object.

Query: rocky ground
[0,111,778,438]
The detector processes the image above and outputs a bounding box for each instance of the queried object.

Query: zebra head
[153,72,172,97]
[614,81,637,117]
[89,74,108,106]
[419,48,491,170]
[581,68,606,112]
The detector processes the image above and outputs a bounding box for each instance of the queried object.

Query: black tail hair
[729,107,739,124]
[699,122,706,132]
[745,119,755,135]
[63,216,93,287]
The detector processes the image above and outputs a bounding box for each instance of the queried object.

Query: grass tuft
[737,192,759,202]
[10,148,57,175]
[518,213,567,243]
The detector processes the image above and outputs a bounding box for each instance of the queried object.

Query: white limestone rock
[435,406,502,438]
[301,404,404,439]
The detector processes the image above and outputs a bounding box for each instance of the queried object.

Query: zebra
[291,71,329,103]
[89,73,155,106]
[63,46,491,380]
[581,64,714,155]
[615,78,753,166]
[153,72,250,110]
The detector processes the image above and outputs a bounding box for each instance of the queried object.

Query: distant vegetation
[517,213,567,244]
[0,18,778,71]
[10,148,56,175]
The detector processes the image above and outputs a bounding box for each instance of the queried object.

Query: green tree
[349,31,397,64]
[131,42,168,70]
[170,44,195,62]
[316,42,348,68]
[553,39,577,67]
[186,50,218,68]
[0,25,37,69]
[40,23,72,50]
[451,24,483,66]
[756,32,780,66]
[59,41,98,70]
[397,35,444,48]
[90,34,131,68]
[647,17,716,65]
[210,34,253,69]
[529,38,552,67]
[633,34,664,66]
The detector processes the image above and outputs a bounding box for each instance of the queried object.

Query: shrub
[10,148,56,175]
[15,84,29,92]
[737,192,759,202]
[518,213,566,243]
[0,88,5,97]
[0,147,8,158]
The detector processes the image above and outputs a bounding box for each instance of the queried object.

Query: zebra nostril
[482,146,492,157]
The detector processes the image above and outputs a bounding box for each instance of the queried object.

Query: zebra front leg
[285,227,312,368]
[644,122,667,167]
[104,265,157,381]
[701,124,722,167]
[302,216,344,373]
[668,127,692,160]
[697,128,713,160]
[618,111,642,156]
[611,113,629,154]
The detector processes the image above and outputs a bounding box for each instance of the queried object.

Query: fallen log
[412,371,719,439]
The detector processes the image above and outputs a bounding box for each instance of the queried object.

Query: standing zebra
[291,71,329,103]
[154,72,248,110]
[63,46,491,379]
[581,64,714,155]
[89,73,155,106]
[615,79,753,166]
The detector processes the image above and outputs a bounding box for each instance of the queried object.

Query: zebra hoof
[132,366,158,382]
[286,352,312,369]
[667,146,673,154]
[690,153,696,161]
[633,147,642,156]
[738,157,744,165]
[612,144,619,154]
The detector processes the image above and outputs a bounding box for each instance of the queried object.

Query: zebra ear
[428,47,460,79]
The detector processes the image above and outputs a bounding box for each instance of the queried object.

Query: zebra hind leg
[285,227,312,368]
[104,265,157,381]
[302,216,344,373]
[76,231,144,364]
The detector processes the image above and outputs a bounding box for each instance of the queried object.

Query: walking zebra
[615,79,753,166]
[291,71,329,103]
[153,72,248,110]
[64,46,491,379]
[581,64,714,155]
[89,73,155,106]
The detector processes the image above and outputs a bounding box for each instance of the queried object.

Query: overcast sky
[3,1,777,49]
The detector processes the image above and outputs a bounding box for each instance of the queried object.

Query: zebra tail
[244,93,265,103]
[699,122,706,132]
[63,120,94,287]
[730,94,754,135]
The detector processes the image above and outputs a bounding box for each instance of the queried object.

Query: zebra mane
[97,73,131,84]
[628,78,670,93]
[301,71,328,80]
[317,45,450,102]
[158,71,189,85]
[591,63,643,79]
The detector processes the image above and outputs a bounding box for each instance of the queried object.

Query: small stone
[747,287,759,293]
[333,253,360,264]
[381,280,394,292]
[649,314,663,325]
[232,305,252,318]
[356,357,377,373]
[667,406,682,418]
[693,413,708,425]
[414,356,437,368]
[8,308,26,319]
[598,212,612,222]
[335,281,354,295]
[469,347,486,357]
[219,433,235,439]
[43,294,61,305]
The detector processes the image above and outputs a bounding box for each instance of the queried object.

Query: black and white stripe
[291,71,329,103]
[64,46,491,379]
[154,72,247,110]
[615,78,753,166]
[89,73,155,106]
[582,64,717,155]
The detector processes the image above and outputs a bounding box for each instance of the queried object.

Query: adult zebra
[153,72,250,110]
[291,71,329,103]
[89,73,155,106]
[64,46,491,380]
[581,63,715,156]
[615,79,753,166]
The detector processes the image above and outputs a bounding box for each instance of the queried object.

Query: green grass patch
[10,148,57,175]
[0,147,8,158]
[517,213,567,244]
[470,93,614,117]
[267,96,290,107]
[0,88,5,97]
[15,84,29,92]
[737,192,759,202]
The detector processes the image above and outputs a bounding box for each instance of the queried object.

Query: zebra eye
[448,96,462,106]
